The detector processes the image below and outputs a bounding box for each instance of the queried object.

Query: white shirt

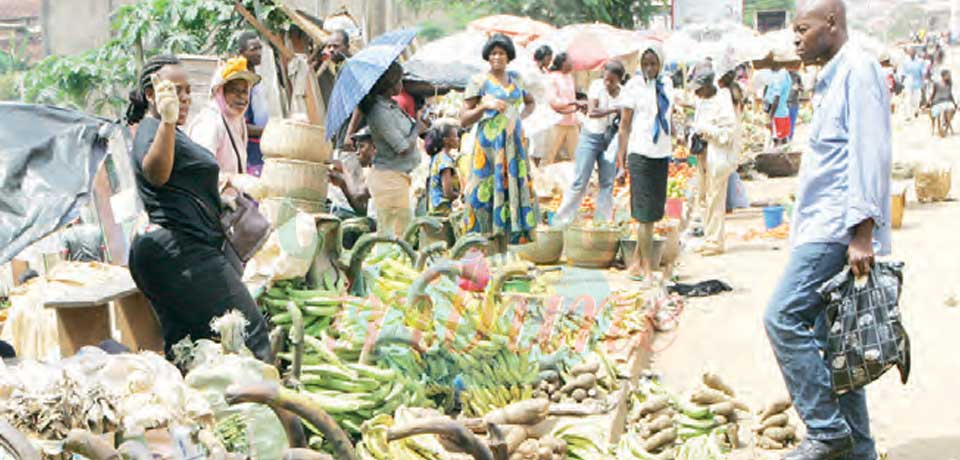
[622,75,673,159]
[693,88,738,177]
[583,79,622,134]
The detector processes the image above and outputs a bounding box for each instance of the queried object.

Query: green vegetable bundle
[260,279,342,338]
[295,335,431,436]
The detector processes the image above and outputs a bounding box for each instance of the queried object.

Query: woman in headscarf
[460,33,537,253]
[188,57,261,182]
[126,55,270,361]
[690,64,737,256]
[616,42,673,284]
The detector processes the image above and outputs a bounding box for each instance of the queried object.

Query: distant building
[38,0,415,58]
[744,0,795,31]
[0,0,42,64]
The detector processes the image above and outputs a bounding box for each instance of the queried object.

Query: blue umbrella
[325,28,418,137]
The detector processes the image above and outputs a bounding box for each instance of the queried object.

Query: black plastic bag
[668,279,732,297]
[818,262,910,395]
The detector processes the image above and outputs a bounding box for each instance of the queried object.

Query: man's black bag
[818,261,910,395]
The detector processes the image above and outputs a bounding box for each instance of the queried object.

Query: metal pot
[511,228,564,265]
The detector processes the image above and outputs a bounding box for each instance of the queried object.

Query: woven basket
[563,226,620,268]
[915,167,952,202]
[261,158,329,201]
[260,118,332,163]
[261,197,326,228]
[511,228,564,265]
[755,151,802,178]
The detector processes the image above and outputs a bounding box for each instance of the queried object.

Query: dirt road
[653,117,960,459]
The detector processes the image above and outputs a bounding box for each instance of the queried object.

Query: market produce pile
[614,372,746,460]
[0,348,214,457]
[753,397,799,450]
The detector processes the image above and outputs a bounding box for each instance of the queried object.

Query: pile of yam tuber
[509,436,567,460]
[460,398,570,460]
[675,372,748,450]
[753,397,797,450]
[631,393,677,456]
[532,360,610,406]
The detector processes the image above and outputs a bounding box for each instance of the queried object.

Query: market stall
[0,11,827,460]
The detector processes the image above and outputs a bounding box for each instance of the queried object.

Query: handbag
[213,115,271,271]
[689,132,708,155]
[602,113,621,148]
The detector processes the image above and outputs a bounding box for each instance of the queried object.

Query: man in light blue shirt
[764,1,891,459]
[899,48,925,119]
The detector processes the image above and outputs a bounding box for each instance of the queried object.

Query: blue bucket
[763,206,784,230]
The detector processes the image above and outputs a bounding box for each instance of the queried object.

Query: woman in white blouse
[555,60,626,225]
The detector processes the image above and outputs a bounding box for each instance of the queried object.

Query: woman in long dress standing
[459,34,537,253]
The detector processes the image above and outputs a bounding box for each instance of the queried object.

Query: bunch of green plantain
[294,335,430,436]
[260,279,342,338]
[456,339,538,418]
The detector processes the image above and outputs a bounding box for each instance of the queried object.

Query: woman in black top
[126,55,269,361]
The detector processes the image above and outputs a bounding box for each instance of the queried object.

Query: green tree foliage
[16,0,288,115]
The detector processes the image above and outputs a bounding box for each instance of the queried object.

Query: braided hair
[550,52,569,72]
[126,55,181,125]
[424,123,457,157]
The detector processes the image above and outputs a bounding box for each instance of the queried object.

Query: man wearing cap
[764,1,891,459]
[689,63,737,257]
[328,127,375,219]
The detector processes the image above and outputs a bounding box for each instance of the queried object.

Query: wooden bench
[44,269,163,357]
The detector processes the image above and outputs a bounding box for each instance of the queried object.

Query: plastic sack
[726,172,750,211]
[818,262,910,395]
[183,340,288,460]
[243,211,319,283]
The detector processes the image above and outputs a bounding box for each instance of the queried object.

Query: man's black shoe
[783,437,853,460]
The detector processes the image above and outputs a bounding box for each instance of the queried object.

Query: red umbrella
[468,15,557,46]
[536,24,643,71]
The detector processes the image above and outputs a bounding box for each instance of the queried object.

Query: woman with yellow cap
[188,57,261,180]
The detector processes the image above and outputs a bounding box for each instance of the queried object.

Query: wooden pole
[234,1,294,60]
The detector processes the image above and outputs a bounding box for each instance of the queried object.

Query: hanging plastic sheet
[0,103,114,264]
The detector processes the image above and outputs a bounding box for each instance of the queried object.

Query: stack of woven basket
[258,119,332,227]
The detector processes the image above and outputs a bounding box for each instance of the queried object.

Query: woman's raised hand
[151,74,180,124]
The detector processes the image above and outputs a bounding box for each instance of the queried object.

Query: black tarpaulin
[0,103,114,264]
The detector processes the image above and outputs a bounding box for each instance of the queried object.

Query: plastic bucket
[891,192,906,229]
[763,206,785,230]
[665,198,684,219]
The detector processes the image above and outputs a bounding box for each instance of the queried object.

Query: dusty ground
[652,111,960,459]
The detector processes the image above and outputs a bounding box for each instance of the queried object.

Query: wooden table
[44,269,163,356]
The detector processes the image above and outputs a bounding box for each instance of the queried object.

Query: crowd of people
[112,1,907,457]
[892,31,954,136]
[121,23,797,353]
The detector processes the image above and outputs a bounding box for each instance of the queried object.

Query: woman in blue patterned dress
[459,33,538,252]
